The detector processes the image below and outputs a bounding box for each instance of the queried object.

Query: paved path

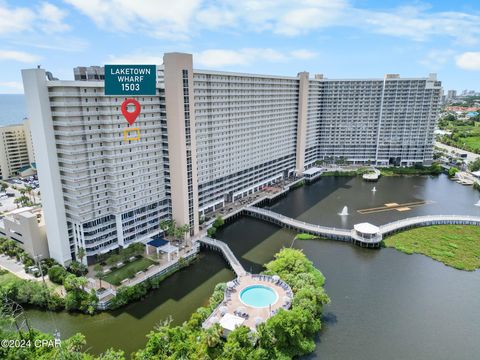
[0,253,41,281]
[435,141,480,163]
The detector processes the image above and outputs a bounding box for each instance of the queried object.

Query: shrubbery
[207,216,224,238]
[47,265,69,285]
[135,248,330,359]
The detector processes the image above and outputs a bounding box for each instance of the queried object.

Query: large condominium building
[22,53,442,265]
[0,120,36,180]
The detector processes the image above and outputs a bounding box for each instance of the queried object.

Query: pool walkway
[203,273,293,332]
[198,236,247,276]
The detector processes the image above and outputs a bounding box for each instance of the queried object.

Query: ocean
[0,94,27,126]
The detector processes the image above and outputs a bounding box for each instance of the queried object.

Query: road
[435,141,480,163]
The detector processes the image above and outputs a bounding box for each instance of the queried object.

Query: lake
[24,175,480,359]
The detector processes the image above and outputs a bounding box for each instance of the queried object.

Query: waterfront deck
[362,167,381,181]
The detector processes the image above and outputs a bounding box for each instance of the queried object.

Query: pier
[242,206,480,248]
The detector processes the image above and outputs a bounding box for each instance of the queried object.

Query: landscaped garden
[384,225,480,271]
[103,257,156,286]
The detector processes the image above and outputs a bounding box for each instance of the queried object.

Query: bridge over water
[198,236,247,276]
[242,206,480,247]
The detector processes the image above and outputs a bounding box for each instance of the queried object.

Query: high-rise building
[22,53,442,265]
[447,90,457,100]
[0,121,36,180]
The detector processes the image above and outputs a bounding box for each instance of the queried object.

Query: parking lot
[0,175,41,214]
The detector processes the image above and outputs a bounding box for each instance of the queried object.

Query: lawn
[384,225,480,271]
[0,269,20,285]
[295,233,319,240]
[103,257,156,286]
[461,136,480,152]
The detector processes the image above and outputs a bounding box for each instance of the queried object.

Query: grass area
[321,167,370,177]
[295,233,319,240]
[384,225,480,271]
[380,164,443,176]
[438,118,480,154]
[0,269,20,285]
[103,257,156,286]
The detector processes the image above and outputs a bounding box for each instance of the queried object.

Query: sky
[0,0,479,94]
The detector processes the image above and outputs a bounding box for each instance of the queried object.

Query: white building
[22,53,442,265]
[0,206,49,259]
[0,121,36,180]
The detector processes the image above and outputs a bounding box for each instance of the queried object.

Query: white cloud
[38,2,70,33]
[106,48,317,68]
[0,81,24,93]
[0,2,35,35]
[456,52,480,71]
[418,49,455,71]
[0,2,69,36]
[191,1,480,44]
[0,50,40,63]
[106,52,165,65]
[290,49,317,60]
[195,48,316,67]
[65,0,201,40]
[357,6,480,44]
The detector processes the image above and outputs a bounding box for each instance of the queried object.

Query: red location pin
[121,99,141,125]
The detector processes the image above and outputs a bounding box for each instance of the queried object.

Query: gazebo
[353,223,380,239]
[146,236,179,261]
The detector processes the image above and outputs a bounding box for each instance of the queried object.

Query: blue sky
[0,0,479,93]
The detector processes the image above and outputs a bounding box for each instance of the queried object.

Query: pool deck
[204,274,292,330]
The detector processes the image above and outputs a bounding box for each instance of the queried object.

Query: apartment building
[0,120,36,180]
[0,206,49,259]
[316,74,441,165]
[22,70,172,264]
[22,53,441,265]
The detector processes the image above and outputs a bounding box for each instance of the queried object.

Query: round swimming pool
[239,285,278,308]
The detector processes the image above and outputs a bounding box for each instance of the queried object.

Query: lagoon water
[25,175,480,358]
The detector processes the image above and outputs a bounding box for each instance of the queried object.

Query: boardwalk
[379,215,480,236]
[243,206,480,247]
[243,207,352,240]
[198,237,247,276]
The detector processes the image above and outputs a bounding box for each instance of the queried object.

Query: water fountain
[475,200,480,207]
[372,186,377,192]
[339,206,349,216]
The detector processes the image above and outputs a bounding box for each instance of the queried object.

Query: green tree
[468,158,480,172]
[47,265,68,284]
[77,247,86,264]
[213,216,224,229]
[448,167,459,178]
[207,227,217,238]
[94,263,105,288]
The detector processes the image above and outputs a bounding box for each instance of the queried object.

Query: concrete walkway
[0,253,40,281]
[435,141,480,163]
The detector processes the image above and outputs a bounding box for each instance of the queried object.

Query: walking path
[198,237,246,276]
[243,207,480,246]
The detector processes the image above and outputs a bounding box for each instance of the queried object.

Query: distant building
[447,90,457,100]
[0,121,36,179]
[74,66,105,81]
[0,206,49,259]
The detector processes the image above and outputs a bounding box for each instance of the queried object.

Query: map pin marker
[121,99,141,125]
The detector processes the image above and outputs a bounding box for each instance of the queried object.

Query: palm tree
[77,247,86,265]
[93,264,105,288]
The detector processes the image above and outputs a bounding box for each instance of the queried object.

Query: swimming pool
[239,285,278,308]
